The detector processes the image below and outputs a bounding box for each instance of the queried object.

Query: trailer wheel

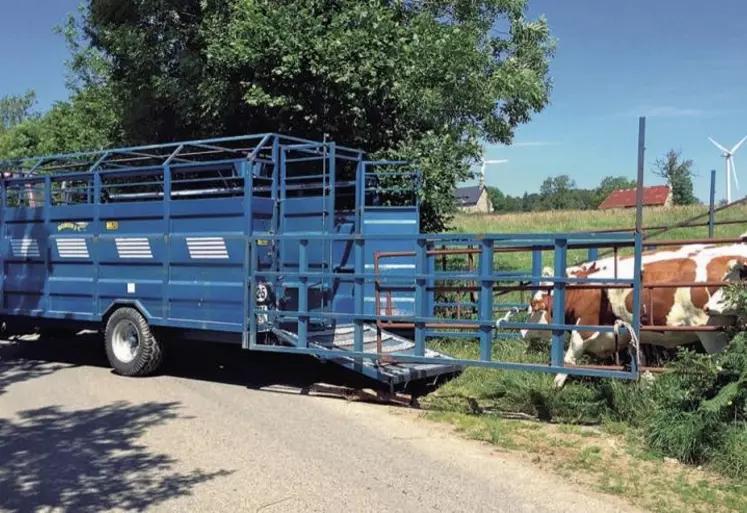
[104,307,164,376]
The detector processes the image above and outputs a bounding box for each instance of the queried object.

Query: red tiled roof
[598,185,671,210]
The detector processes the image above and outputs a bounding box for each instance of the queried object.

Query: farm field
[453,204,747,271]
[418,204,747,513]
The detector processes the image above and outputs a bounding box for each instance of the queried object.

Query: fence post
[531,249,542,286]
[635,116,646,234]
[709,169,716,238]
[414,238,427,357]
[551,238,567,367]
[479,238,494,361]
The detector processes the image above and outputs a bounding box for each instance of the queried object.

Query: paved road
[0,334,642,513]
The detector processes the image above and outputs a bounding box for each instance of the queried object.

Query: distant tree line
[486,175,637,213]
[486,150,698,213]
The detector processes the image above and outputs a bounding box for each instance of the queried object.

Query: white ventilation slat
[56,238,89,259]
[115,238,153,259]
[10,238,41,258]
[187,237,229,259]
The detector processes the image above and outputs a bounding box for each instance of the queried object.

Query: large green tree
[0,11,120,163]
[68,0,554,230]
[0,91,38,133]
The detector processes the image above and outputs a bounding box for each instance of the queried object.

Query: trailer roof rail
[0,132,366,176]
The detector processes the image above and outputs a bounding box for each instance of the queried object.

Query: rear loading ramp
[271,324,462,387]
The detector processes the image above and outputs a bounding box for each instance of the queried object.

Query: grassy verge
[421,410,747,513]
[417,205,747,512]
[419,335,747,512]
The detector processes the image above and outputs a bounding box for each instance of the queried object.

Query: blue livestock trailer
[0,133,644,389]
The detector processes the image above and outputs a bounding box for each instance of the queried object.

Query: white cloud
[510,141,560,147]
[620,106,726,118]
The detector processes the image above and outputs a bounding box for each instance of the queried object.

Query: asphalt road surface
[0,334,642,513]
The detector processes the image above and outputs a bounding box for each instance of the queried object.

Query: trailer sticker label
[57,222,88,232]
[106,221,119,230]
[127,283,136,294]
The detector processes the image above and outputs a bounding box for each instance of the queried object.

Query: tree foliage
[0,12,119,162]
[0,91,38,133]
[64,0,555,230]
[486,174,637,213]
[653,149,697,206]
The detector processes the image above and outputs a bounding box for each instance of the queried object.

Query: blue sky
[1,0,746,203]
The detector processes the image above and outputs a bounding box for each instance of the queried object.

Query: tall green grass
[451,204,747,272]
[422,204,747,480]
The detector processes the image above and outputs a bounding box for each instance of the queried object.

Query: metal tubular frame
[4,118,741,383]
[251,229,642,380]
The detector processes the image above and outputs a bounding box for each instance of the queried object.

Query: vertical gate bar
[354,236,364,354]
[531,249,542,286]
[242,239,251,349]
[271,138,280,326]
[298,238,309,348]
[326,143,337,322]
[327,142,336,233]
[162,164,171,323]
[241,161,253,349]
[43,177,51,313]
[355,160,364,234]
[587,247,599,262]
[551,238,567,367]
[92,172,101,317]
[479,238,494,361]
[631,116,646,378]
[414,238,427,357]
[708,169,716,238]
[426,242,435,321]
[278,147,287,318]
[631,232,643,377]
[249,238,258,348]
[354,159,364,356]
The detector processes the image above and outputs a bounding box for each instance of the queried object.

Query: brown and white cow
[521,240,747,387]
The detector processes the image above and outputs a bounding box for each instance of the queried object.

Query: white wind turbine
[478,158,508,189]
[708,135,747,203]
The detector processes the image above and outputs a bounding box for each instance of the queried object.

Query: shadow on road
[0,400,232,513]
[0,337,73,397]
[0,333,426,404]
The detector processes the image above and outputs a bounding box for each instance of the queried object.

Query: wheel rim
[111,320,140,363]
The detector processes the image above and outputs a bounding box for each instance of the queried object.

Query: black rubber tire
[104,307,164,377]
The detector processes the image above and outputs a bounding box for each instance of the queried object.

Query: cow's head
[704,259,747,316]
[521,292,554,341]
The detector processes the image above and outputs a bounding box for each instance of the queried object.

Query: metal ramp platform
[272,324,462,387]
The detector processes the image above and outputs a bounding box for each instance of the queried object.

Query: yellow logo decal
[106,221,119,230]
[57,222,89,232]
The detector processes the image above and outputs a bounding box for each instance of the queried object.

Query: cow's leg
[553,329,589,389]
